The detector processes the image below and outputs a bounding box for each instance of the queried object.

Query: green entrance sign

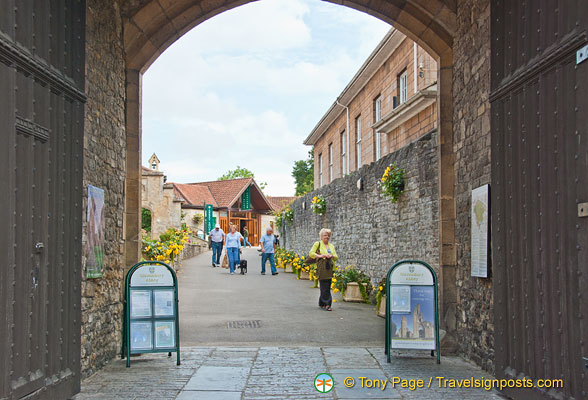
[385,260,440,364]
[121,261,180,367]
[241,187,251,210]
[205,204,214,233]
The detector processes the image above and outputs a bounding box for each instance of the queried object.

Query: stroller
[238,259,247,275]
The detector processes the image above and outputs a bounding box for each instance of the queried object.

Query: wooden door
[491,1,588,398]
[245,220,256,246]
[0,1,85,398]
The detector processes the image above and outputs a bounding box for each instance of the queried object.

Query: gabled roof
[173,183,217,207]
[267,196,298,211]
[173,178,274,211]
[192,178,254,208]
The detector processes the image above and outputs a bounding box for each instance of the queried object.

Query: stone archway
[120,0,457,338]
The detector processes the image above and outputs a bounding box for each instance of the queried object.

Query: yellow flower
[333,288,339,293]
[379,286,383,291]
[145,246,151,251]
[332,278,337,282]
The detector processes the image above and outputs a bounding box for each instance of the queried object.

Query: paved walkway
[177,248,384,346]
[75,249,505,399]
[76,346,503,399]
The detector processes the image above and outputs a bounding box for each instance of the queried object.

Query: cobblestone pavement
[75,346,505,399]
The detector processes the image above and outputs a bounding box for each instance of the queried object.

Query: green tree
[141,208,152,232]
[292,149,314,195]
[218,165,267,190]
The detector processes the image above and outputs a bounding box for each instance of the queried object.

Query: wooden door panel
[0,0,85,398]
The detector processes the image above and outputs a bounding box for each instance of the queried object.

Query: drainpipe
[413,42,418,94]
[335,99,350,175]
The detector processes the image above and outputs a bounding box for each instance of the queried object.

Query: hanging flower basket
[379,163,406,202]
[311,195,326,215]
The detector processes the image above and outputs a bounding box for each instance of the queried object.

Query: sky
[142,0,391,196]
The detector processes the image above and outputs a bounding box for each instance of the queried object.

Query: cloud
[141,0,391,196]
[176,0,311,54]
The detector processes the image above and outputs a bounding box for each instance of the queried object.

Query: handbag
[304,242,320,265]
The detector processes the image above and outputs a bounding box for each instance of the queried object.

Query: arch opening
[121,0,457,343]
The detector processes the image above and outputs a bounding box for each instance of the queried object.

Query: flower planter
[377,295,386,318]
[285,263,295,273]
[343,282,366,302]
[300,270,310,280]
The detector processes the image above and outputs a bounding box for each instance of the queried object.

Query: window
[398,70,408,104]
[318,153,323,187]
[376,131,381,160]
[374,96,382,161]
[328,143,333,182]
[340,131,346,176]
[355,116,362,168]
[374,96,382,122]
[151,161,157,170]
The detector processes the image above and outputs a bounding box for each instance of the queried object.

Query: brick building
[304,29,437,188]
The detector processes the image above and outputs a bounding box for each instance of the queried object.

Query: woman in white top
[225,225,243,275]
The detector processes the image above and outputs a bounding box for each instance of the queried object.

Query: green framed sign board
[241,187,251,210]
[121,261,180,367]
[205,204,214,233]
[385,260,440,364]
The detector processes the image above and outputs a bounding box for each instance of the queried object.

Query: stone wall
[452,0,493,372]
[141,170,182,237]
[282,131,439,283]
[81,0,126,377]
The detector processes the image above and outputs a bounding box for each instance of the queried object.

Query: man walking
[260,227,278,276]
[209,224,225,267]
[242,226,252,247]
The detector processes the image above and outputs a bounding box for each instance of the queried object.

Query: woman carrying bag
[308,228,338,311]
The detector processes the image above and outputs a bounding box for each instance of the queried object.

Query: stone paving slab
[75,346,506,400]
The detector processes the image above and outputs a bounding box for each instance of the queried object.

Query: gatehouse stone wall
[81,0,126,377]
[282,131,439,285]
[452,0,493,372]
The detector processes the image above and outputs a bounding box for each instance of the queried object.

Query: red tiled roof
[196,178,254,208]
[267,196,298,211]
[172,183,217,207]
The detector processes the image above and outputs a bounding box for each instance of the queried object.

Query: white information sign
[154,290,175,317]
[130,290,152,317]
[389,263,434,286]
[471,184,489,277]
[130,264,174,287]
[130,322,153,351]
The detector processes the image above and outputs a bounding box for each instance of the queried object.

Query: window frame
[398,70,408,104]
[340,130,346,176]
[328,143,333,183]
[355,116,362,169]
[318,152,323,187]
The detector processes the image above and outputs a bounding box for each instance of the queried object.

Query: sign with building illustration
[471,184,489,278]
[241,186,251,210]
[85,185,105,278]
[385,260,440,364]
[122,261,180,367]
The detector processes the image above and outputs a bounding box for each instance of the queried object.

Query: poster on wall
[390,286,436,350]
[85,185,105,278]
[471,184,489,278]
